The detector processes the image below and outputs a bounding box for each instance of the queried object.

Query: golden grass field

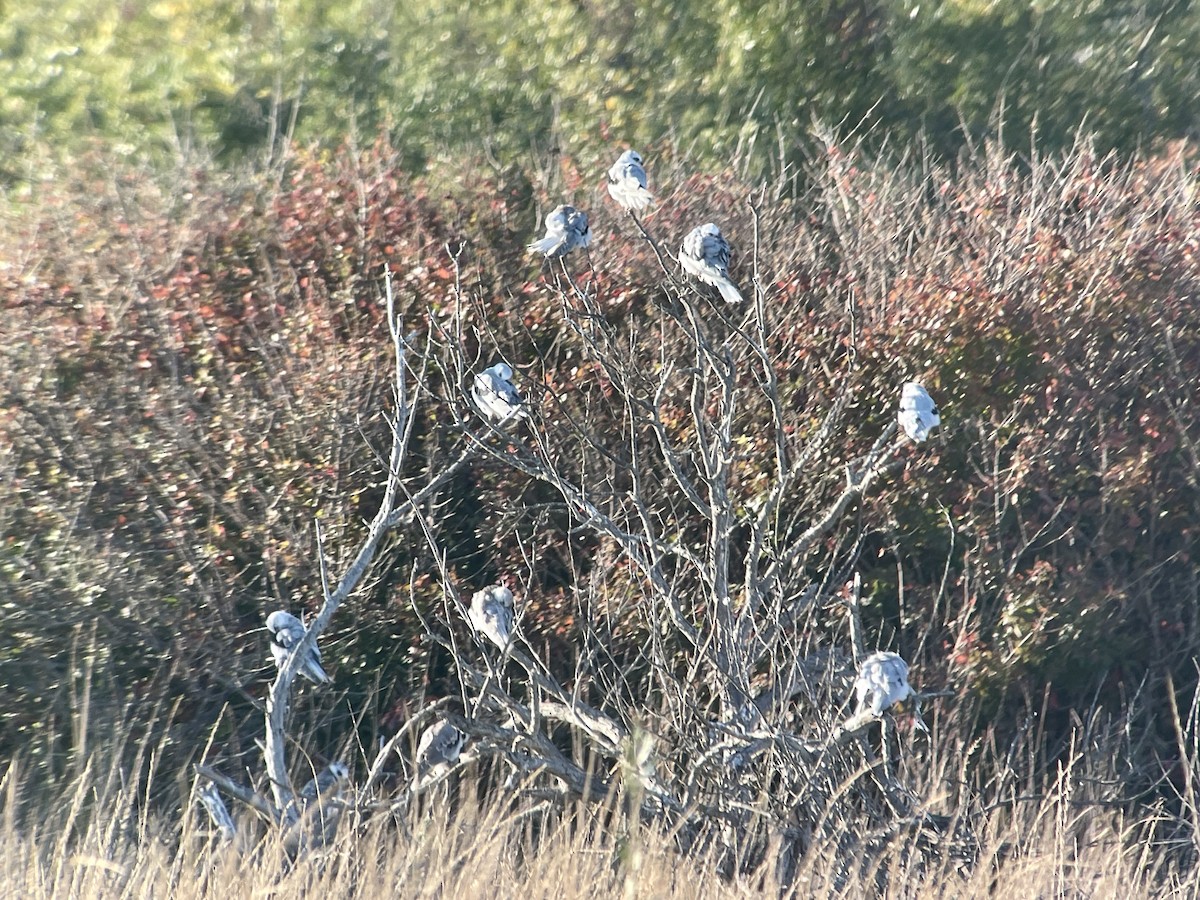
[1,709,1194,900]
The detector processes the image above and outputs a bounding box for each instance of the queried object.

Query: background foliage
[1,0,1197,178]
[2,133,1198,795]
[2,0,1200,887]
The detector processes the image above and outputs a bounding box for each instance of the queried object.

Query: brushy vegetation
[2,127,1199,893]
[1,678,1199,898]
[6,5,1200,895]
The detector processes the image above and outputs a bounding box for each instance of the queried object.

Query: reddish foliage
[2,137,1199,783]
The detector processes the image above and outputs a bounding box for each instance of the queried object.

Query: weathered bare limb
[194,765,278,822]
[264,268,422,813]
[195,778,237,842]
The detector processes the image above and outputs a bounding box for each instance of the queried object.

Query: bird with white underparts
[855,651,914,717]
[468,584,515,652]
[527,204,591,258]
[472,362,529,424]
[679,223,743,303]
[266,610,332,685]
[413,719,466,781]
[606,150,653,213]
[897,382,940,443]
[283,761,349,825]
[297,761,349,804]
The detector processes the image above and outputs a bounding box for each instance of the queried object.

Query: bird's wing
[528,233,568,257]
[630,161,648,189]
[527,208,570,256]
[492,374,517,403]
[435,725,459,756]
[419,721,461,767]
[567,209,591,245]
[473,372,507,418]
[702,232,731,270]
[609,160,648,191]
[492,602,514,642]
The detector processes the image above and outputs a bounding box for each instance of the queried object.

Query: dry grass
[1,707,1195,900]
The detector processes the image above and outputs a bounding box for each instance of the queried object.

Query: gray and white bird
[527,204,592,258]
[606,149,653,212]
[679,223,743,303]
[266,610,332,685]
[854,651,916,717]
[413,719,466,779]
[468,584,515,652]
[897,382,940,443]
[297,761,349,804]
[472,362,528,424]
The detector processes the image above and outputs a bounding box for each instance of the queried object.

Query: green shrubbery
[1,1,1197,178]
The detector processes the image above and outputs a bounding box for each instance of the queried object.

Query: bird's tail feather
[629,188,653,211]
[717,280,744,303]
[527,236,558,256]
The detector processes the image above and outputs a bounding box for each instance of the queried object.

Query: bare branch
[194,778,237,842]
[194,765,278,822]
[264,267,420,811]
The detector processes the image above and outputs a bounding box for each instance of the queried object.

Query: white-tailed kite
[897,382,940,443]
[297,761,349,804]
[266,610,332,685]
[854,651,915,717]
[468,584,515,652]
[472,362,529,424]
[607,150,653,212]
[679,223,743,303]
[413,719,466,779]
[527,204,591,258]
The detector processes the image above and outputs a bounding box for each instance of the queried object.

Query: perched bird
[283,761,349,827]
[297,761,349,804]
[413,719,466,779]
[472,362,529,424]
[266,610,332,685]
[527,204,591,258]
[606,149,653,212]
[679,223,743,303]
[897,382,941,443]
[468,584,515,652]
[854,651,916,717]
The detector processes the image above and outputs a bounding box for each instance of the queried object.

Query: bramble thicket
[2,2,1200,896]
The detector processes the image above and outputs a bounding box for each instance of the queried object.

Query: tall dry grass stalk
[0,695,1194,899]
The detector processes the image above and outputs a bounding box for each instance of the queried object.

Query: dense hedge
[1,136,1198,803]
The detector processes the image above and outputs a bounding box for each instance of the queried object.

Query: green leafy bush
[2,0,1197,177]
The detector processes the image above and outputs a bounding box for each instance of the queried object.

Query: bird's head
[265,610,296,635]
